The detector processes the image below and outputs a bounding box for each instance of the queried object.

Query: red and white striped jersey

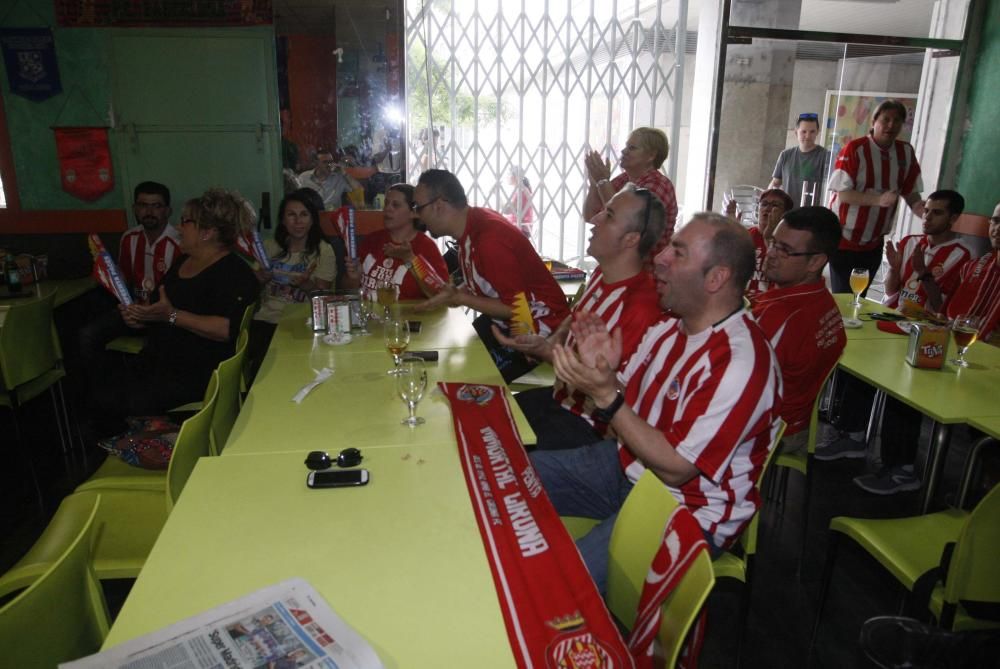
[751,281,845,436]
[118,225,182,291]
[617,310,783,548]
[610,169,679,258]
[747,226,769,294]
[828,136,923,251]
[458,207,570,336]
[883,235,971,310]
[552,268,663,431]
[947,252,1000,343]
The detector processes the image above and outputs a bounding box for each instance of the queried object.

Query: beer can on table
[326,296,352,334]
[310,291,334,332]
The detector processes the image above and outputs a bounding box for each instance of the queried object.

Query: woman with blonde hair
[583,127,678,257]
[90,188,259,430]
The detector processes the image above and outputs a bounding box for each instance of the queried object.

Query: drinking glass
[355,288,374,335]
[396,356,428,426]
[384,317,410,375]
[849,267,870,310]
[376,280,398,320]
[950,314,981,368]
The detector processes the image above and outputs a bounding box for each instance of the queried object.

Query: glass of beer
[396,356,428,426]
[849,267,869,309]
[384,316,410,375]
[950,314,981,368]
[376,280,398,320]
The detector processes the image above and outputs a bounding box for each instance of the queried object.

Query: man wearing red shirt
[532,214,782,590]
[827,99,925,294]
[751,206,846,453]
[413,170,569,337]
[495,184,666,450]
[946,201,1000,343]
[883,190,971,315]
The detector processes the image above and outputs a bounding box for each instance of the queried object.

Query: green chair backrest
[943,482,1000,618]
[740,419,786,556]
[167,372,219,513]
[606,470,715,668]
[210,329,248,455]
[0,494,110,666]
[0,293,59,390]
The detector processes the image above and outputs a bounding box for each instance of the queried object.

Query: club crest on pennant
[456,384,495,405]
[17,51,45,83]
[546,630,619,669]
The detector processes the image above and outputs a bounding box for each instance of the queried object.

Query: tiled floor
[0,390,987,667]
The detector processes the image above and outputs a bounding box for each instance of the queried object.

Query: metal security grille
[405,0,687,263]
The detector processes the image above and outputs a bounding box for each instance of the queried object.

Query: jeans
[529,440,633,592]
[829,245,883,295]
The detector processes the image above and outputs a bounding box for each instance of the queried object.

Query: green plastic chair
[0,495,110,667]
[768,364,838,576]
[606,470,716,668]
[811,456,1000,654]
[0,375,219,592]
[710,419,785,666]
[105,334,146,354]
[209,329,249,455]
[76,363,222,493]
[0,293,74,458]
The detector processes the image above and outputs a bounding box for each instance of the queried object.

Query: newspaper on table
[62,578,384,669]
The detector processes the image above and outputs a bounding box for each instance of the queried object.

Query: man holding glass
[769,112,830,207]
[827,99,925,294]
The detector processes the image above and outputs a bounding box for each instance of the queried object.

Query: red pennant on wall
[53,127,114,201]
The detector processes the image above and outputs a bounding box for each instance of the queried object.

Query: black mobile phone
[407,350,439,362]
[870,313,907,322]
[307,469,369,488]
[407,320,422,333]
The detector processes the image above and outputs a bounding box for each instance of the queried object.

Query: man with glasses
[531,214,782,590]
[412,170,570,372]
[494,184,666,450]
[751,206,846,454]
[744,188,794,294]
[769,112,830,207]
[297,148,362,210]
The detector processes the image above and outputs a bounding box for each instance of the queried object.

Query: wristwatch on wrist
[597,178,611,188]
[168,310,178,326]
[594,389,625,423]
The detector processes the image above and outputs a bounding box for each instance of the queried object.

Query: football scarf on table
[440,381,709,669]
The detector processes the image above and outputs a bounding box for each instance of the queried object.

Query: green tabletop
[102,450,517,668]
[268,303,480,354]
[0,277,95,307]
[839,338,1000,424]
[967,416,1000,439]
[225,347,536,455]
[833,293,914,341]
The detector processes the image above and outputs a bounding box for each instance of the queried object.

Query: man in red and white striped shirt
[118,181,182,296]
[947,201,1000,344]
[883,190,971,315]
[828,99,925,294]
[496,184,666,450]
[531,213,782,591]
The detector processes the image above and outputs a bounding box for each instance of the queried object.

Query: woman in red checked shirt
[342,184,449,300]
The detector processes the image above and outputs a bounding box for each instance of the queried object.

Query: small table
[101,451,518,667]
[838,337,1000,511]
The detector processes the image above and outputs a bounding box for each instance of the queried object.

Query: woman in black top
[92,188,258,426]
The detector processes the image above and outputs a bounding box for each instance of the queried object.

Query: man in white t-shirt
[297,149,362,210]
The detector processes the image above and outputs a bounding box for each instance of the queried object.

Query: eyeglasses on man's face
[411,196,441,213]
[798,113,818,121]
[134,201,166,210]
[767,239,821,259]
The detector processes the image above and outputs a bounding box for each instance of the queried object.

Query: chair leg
[8,402,45,513]
[797,463,814,581]
[48,387,70,455]
[808,531,842,665]
[735,554,756,669]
